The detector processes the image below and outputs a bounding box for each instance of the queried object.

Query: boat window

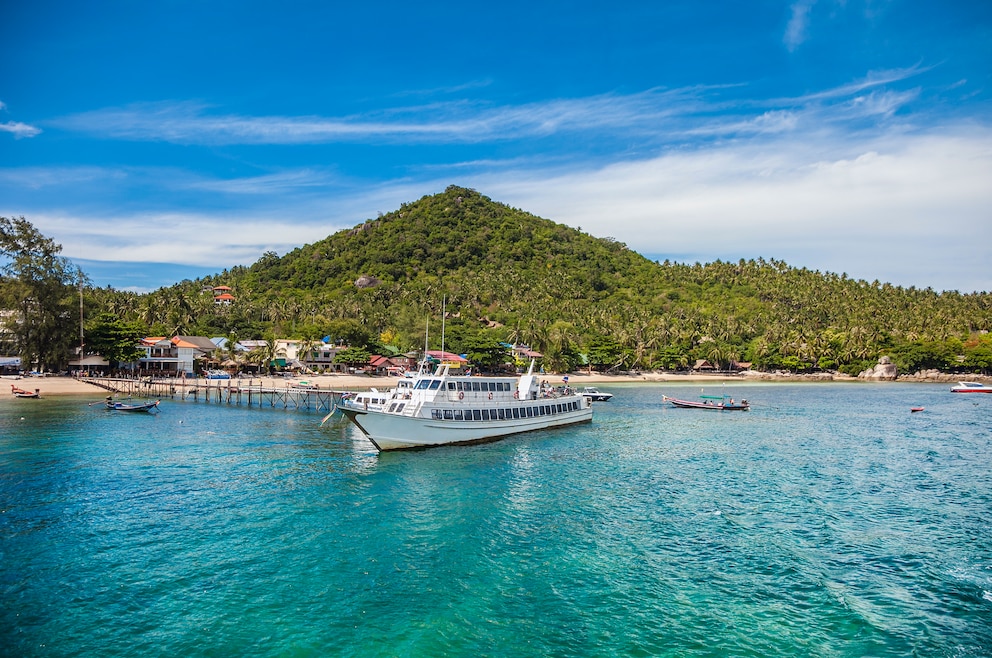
[432,409,442,419]
[387,403,397,413]
[455,381,463,391]
[512,408,520,419]
[472,382,481,392]
[482,409,490,421]
[396,403,405,412]
[443,409,453,419]
[526,407,534,418]
[473,410,482,421]
[429,380,441,390]
[497,409,505,420]
[557,404,562,413]
[447,382,456,390]
[415,380,431,390]
[539,406,546,416]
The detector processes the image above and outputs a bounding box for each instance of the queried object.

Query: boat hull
[106,400,160,412]
[341,406,593,451]
[664,395,749,411]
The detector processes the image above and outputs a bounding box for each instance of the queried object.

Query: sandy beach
[9,368,978,398]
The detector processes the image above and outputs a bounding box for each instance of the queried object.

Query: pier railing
[82,377,343,414]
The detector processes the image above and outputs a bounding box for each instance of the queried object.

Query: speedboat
[950,381,992,393]
[580,386,614,402]
[338,361,592,451]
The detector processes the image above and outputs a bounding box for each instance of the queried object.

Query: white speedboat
[338,362,592,451]
[950,381,992,393]
[581,386,613,402]
[340,379,414,411]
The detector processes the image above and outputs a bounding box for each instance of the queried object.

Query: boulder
[859,356,898,381]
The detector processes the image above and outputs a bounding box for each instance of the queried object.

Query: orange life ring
[458,391,464,400]
[488,392,493,400]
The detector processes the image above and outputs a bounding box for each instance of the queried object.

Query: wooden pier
[85,377,344,414]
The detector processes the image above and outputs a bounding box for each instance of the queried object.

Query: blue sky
[2,1,991,293]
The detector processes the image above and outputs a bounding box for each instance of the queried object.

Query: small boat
[910,407,925,413]
[337,361,592,451]
[950,381,992,393]
[104,397,160,412]
[580,386,614,402]
[11,384,40,398]
[663,394,750,411]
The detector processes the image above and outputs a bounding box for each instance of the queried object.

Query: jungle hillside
[3,186,992,374]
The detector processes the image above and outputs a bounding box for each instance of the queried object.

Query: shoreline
[5,370,989,397]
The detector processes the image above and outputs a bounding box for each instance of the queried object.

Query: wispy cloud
[784,0,818,51]
[0,121,42,138]
[50,75,926,149]
[0,100,42,138]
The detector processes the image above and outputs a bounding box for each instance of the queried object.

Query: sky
[2,0,991,293]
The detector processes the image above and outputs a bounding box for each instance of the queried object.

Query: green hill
[91,185,992,374]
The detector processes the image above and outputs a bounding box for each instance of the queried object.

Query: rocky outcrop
[859,356,898,380]
[354,274,381,289]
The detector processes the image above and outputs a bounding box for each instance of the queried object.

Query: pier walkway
[84,376,344,414]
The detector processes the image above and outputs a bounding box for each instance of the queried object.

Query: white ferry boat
[339,362,593,451]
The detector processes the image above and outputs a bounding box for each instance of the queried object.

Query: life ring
[458,391,464,400]
[488,392,493,400]
[513,390,519,399]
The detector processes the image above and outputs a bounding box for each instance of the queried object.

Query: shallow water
[2,383,990,656]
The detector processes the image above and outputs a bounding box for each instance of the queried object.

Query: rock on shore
[859,356,898,381]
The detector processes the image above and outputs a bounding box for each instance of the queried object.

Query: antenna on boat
[421,315,430,375]
[440,295,446,364]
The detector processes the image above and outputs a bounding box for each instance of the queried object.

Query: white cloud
[0,121,42,138]
[476,127,992,292]
[784,0,817,51]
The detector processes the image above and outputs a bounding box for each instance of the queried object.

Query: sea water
[1,383,990,657]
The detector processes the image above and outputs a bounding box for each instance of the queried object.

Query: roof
[212,285,232,291]
[426,350,468,363]
[175,336,219,351]
[214,293,236,301]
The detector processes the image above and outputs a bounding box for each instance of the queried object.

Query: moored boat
[11,384,40,398]
[338,362,592,451]
[581,386,614,402]
[663,394,750,411]
[950,381,992,393]
[104,397,161,412]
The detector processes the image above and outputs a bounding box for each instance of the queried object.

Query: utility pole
[78,269,84,377]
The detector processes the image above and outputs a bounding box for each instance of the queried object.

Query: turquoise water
[2,383,990,657]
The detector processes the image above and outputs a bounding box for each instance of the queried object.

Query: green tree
[464,336,510,373]
[333,346,371,369]
[0,216,83,371]
[85,313,146,365]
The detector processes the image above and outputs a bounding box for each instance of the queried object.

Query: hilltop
[80,185,992,375]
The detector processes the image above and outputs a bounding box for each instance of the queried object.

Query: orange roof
[171,337,201,348]
[214,293,236,300]
[212,285,232,291]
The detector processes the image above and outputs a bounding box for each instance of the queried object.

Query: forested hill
[102,185,992,374]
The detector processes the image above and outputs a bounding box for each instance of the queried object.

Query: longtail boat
[11,384,40,398]
[104,396,160,412]
[663,394,749,411]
